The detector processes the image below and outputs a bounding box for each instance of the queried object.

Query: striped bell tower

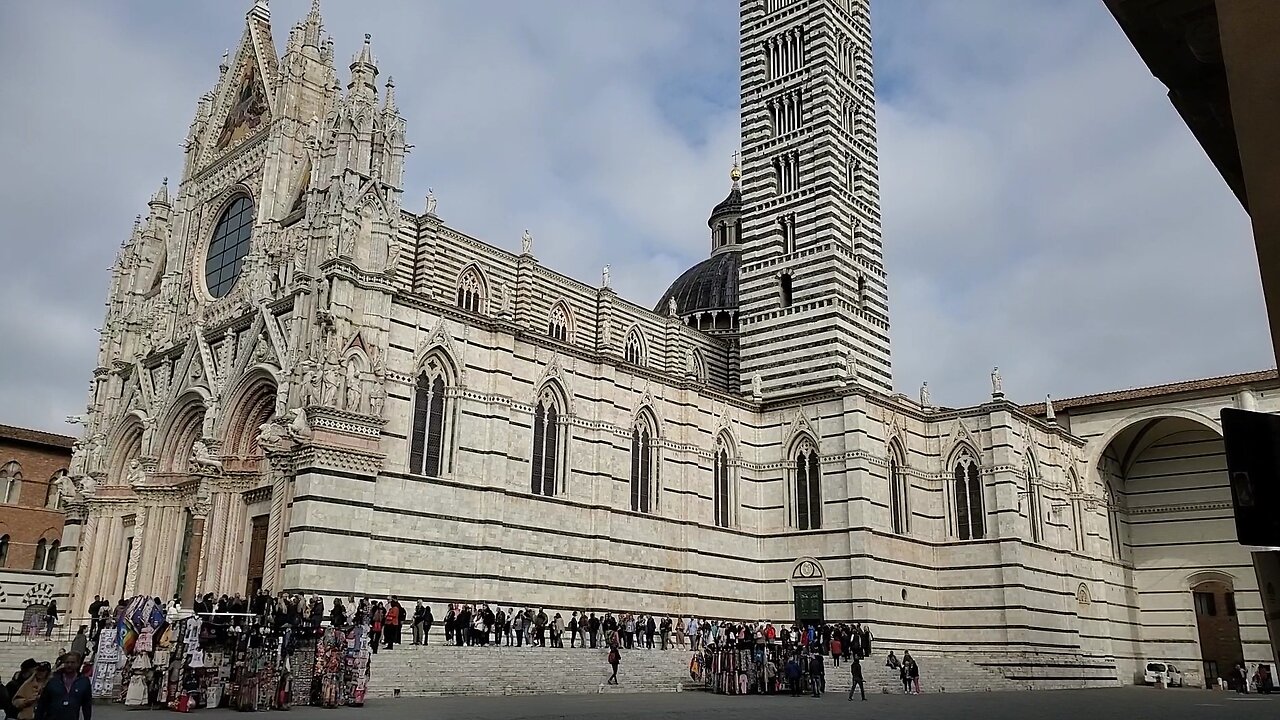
[737,0,891,398]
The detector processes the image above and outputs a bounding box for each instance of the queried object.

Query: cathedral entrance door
[794,586,824,626]
[246,514,269,596]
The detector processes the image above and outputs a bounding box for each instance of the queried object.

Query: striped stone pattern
[738,0,891,398]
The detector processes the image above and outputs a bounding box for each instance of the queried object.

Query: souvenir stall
[88,600,372,713]
[696,642,785,695]
[90,626,122,699]
[312,624,371,708]
[116,596,173,707]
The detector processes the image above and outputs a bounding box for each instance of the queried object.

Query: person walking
[848,657,867,701]
[35,654,91,720]
[607,645,621,685]
[43,600,59,639]
[568,612,580,648]
[907,654,920,694]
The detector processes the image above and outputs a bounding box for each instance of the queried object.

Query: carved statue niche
[190,440,224,475]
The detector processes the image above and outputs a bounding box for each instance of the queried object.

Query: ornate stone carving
[991,366,1003,398]
[286,407,312,441]
[191,440,224,475]
[189,480,213,518]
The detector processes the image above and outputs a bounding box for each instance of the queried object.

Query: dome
[654,249,739,318]
[708,183,741,226]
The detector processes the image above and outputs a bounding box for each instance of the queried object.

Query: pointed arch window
[32,539,47,571]
[630,413,656,513]
[624,328,647,367]
[46,470,67,510]
[953,451,985,540]
[531,388,564,497]
[1068,469,1084,552]
[888,443,909,535]
[456,267,486,314]
[548,303,571,342]
[0,535,9,567]
[713,438,734,528]
[409,357,454,478]
[794,441,822,530]
[691,349,707,384]
[43,540,59,572]
[1025,454,1043,544]
[0,461,21,505]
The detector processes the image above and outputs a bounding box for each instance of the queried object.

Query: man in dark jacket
[808,654,825,697]
[848,657,866,701]
[36,653,91,720]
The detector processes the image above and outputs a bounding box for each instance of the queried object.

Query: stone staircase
[823,652,1120,695]
[0,639,64,673]
[367,644,697,698]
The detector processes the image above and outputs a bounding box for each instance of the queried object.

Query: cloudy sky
[0,0,1269,435]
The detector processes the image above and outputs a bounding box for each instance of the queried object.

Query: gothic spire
[348,34,378,94]
[383,76,398,113]
[148,177,170,208]
[302,0,324,48]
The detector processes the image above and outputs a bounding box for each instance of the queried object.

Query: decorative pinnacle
[730,151,741,183]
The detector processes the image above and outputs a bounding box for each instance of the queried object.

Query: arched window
[1025,453,1043,544]
[624,328,647,366]
[953,450,985,540]
[691,349,707,384]
[456,267,486,314]
[0,461,21,504]
[794,440,822,530]
[1069,469,1084,551]
[547,303,571,342]
[46,470,67,510]
[204,194,255,299]
[0,535,9,567]
[530,387,563,497]
[779,273,793,308]
[409,356,454,477]
[713,437,734,528]
[32,539,46,571]
[888,442,909,535]
[43,540,59,572]
[630,412,656,513]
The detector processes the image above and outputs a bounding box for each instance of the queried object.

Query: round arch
[106,414,146,484]
[156,391,210,473]
[1083,407,1222,481]
[219,369,279,457]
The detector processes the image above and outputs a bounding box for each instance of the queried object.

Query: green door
[794,585,825,625]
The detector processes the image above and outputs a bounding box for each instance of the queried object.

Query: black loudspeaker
[1220,408,1280,547]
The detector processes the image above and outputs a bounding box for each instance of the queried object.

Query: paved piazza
[94,688,1276,720]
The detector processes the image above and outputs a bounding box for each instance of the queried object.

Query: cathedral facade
[56,0,1277,687]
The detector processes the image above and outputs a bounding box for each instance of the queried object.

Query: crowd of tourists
[80,593,936,696]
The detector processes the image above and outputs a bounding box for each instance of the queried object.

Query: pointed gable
[201,3,280,165]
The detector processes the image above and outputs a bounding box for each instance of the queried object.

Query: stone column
[123,505,147,598]
[68,508,98,614]
[181,480,212,607]
[260,452,295,593]
[56,501,87,611]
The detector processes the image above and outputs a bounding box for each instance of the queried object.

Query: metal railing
[0,616,94,646]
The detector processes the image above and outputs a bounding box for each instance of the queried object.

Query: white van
[1143,661,1184,687]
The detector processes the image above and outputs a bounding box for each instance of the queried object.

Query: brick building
[0,424,72,630]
